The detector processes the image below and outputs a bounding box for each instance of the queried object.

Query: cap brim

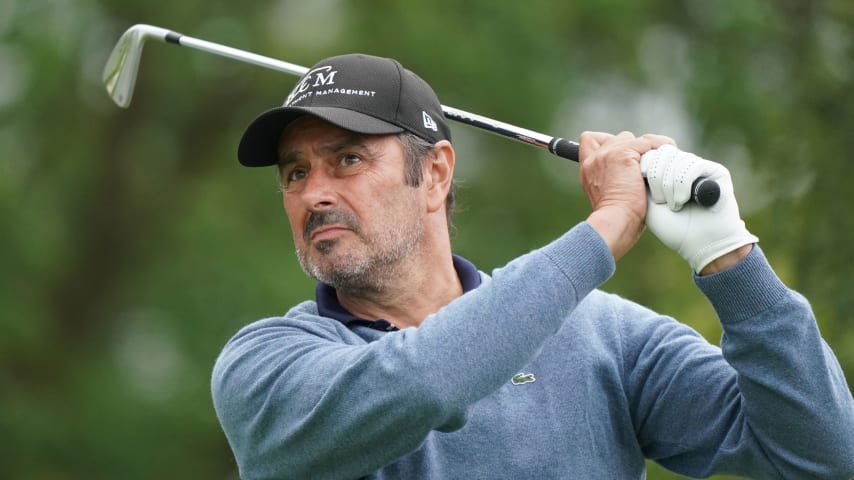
[238,106,406,167]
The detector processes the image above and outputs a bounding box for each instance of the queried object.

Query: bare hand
[578,131,675,261]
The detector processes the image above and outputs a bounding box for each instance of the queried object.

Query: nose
[299,167,337,211]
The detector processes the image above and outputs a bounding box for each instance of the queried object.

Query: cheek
[372,187,425,224]
[282,197,305,242]
[287,217,302,242]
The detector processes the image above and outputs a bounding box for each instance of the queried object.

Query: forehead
[278,116,385,159]
[279,115,352,150]
[280,115,346,140]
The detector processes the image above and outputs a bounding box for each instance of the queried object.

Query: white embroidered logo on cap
[286,66,338,105]
[422,111,438,132]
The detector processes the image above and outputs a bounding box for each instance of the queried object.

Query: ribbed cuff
[693,244,789,324]
[541,222,616,301]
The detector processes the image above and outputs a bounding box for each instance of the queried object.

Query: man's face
[277,116,427,293]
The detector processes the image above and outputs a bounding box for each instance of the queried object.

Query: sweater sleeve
[211,222,614,480]
[628,245,854,479]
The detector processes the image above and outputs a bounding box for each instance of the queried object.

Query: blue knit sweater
[211,222,854,479]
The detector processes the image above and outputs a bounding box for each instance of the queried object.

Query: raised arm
[212,223,614,479]
[625,246,854,478]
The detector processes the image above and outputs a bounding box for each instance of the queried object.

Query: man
[212,53,854,479]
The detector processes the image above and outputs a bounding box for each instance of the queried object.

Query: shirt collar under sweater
[315,255,482,331]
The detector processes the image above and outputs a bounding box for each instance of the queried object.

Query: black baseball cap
[238,53,452,167]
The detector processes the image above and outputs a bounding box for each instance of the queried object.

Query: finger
[640,148,667,204]
[637,133,677,153]
[646,145,707,211]
[600,133,675,161]
[600,132,672,160]
[578,131,614,159]
[661,146,679,210]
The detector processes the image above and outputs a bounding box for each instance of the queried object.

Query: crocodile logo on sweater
[511,372,536,385]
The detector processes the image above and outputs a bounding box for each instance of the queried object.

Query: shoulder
[213,301,365,377]
[223,300,358,347]
[211,301,362,398]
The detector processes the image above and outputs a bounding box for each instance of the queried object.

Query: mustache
[303,209,360,242]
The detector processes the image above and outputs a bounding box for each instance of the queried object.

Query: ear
[425,140,455,214]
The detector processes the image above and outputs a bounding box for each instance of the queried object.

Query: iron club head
[102,24,173,108]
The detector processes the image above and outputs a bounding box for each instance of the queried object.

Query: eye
[283,167,307,187]
[339,153,362,167]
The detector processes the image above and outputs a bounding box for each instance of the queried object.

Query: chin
[314,239,338,255]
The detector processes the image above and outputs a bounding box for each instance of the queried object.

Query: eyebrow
[278,133,374,167]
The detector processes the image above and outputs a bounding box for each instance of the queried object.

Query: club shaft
[165,29,580,161]
[440,106,578,160]
[170,34,310,78]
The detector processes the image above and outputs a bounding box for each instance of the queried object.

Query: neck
[336,247,462,329]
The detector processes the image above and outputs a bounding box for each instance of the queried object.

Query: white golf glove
[640,144,758,273]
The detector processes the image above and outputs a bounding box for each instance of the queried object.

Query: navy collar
[315,255,482,331]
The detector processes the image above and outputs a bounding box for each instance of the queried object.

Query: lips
[303,209,360,243]
[310,225,349,241]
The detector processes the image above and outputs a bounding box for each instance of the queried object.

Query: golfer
[212,53,854,479]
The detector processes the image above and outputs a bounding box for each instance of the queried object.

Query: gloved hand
[640,144,758,273]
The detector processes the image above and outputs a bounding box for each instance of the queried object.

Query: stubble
[296,207,423,295]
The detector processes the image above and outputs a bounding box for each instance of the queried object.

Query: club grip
[691,177,720,207]
[548,138,719,207]
[548,138,579,161]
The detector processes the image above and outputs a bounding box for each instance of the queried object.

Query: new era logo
[422,111,438,132]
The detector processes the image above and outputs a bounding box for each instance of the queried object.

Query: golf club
[102,24,720,207]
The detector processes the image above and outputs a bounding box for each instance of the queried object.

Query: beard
[295,207,423,295]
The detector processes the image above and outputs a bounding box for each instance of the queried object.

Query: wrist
[699,243,754,276]
[586,207,644,262]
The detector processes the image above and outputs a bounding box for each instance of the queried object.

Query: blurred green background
[2,0,852,479]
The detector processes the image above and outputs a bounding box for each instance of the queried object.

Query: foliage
[1,0,851,478]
